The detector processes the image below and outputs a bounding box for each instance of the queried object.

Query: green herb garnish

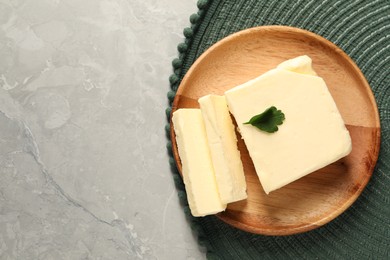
[244,106,285,133]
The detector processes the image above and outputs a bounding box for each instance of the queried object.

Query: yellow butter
[199,95,247,204]
[172,109,226,216]
[225,56,352,194]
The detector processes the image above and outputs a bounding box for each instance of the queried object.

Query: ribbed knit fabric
[166,0,390,259]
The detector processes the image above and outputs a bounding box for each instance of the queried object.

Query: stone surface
[0,0,204,259]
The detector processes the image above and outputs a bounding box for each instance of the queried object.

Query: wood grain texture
[170,26,381,235]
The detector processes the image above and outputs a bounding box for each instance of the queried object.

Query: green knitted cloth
[166,0,390,259]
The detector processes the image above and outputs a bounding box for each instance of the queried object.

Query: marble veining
[0,0,204,259]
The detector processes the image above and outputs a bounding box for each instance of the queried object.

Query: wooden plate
[170,26,380,235]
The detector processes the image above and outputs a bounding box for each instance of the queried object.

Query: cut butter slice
[199,94,247,204]
[277,55,317,76]
[172,109,226,216]
[225,56,352,194]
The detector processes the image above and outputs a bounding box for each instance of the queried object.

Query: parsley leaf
[244,106,285,133]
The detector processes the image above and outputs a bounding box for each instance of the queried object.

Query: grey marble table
[0,0,205,259]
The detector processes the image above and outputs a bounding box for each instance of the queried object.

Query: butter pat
[172,109,226,216]
[225,56,352,194]
[277,55,317,76]
[199,95,247,204]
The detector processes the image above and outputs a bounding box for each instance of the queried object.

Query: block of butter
[225,55,352,194]
[172,109,226,216]
[199,95,247,204]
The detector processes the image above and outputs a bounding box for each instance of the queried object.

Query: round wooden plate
[170,26,380,236]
